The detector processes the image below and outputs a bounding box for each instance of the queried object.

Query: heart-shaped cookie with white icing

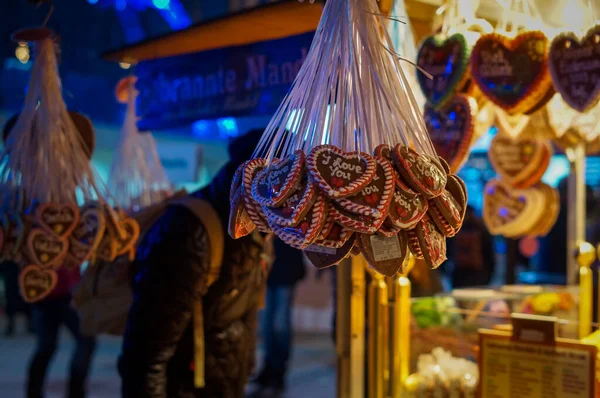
[71,207,106,251]
[393,145,447,198]
[68,239,95,265]
[313,215,354,249]
[26,228,68,268]
[387,179,428,230]
[307,145,377,198]
[417,33,471,108]
[19,264,57,303]
[241,158,271,233]
[263,177,317,227]
[36,203,80,239]
[358,232,408,277]
[483,179,546,237]
[115,218,140,257]
[270,192,327,249]
[549,26,600,113]
[489,134,551,188]
[415,216,447,269]
[335,156,395,220]
[425,94,477,173]
[252,150,305,207]
[471,31,553,115]
[228,187,256,239]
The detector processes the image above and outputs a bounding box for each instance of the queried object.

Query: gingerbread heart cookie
[549,26,600,113]
[489,134,551,188]
[36,203,80,239]
[67,239,95,266]
[483,179,545,237]
[230,161,248,203]
[358,232,408,277]
[387,179,428,230]
[228,187,256,239]
[335,156,395,220]
[374,144,402,183]
[96,232,119,263]
[263,177,317,227]
[19,265,57,303]
[378,223,401,238]
[428,176,467,237]
[71,207,106,251]
[270,192,327,249]
[393,146,447,198]
[330,203,382,234]
[252,150,305,207]
[304,235,355,269]
[241,158,271,233]
[313,216,354,249]
[307,145,377,198]
[115,218,140,257]
[471,31,553,115]
[415,216,447,269]
[407,229,424,259]
[417,33,471,108]
[425,94,478,173]
[27,228,68,268]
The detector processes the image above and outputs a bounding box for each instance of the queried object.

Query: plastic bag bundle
[108,77,172,211]
[229,0,469,276]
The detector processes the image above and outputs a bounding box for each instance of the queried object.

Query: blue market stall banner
[135,32,314,130]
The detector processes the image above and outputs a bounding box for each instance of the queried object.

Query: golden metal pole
[336,255,366,398]
[367,271,388,398]
[577,242,596,339]
[567,143,586,285]
[391,255,415,398]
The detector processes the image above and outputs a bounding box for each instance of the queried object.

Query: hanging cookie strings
[253,0,436,165]
[0,37,108,210]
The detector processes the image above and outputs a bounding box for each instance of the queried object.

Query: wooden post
[367,271,388,398]
[336,255,366,398]
[567,143,586,285]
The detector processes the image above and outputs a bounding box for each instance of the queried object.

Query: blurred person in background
[0,260,31,336]
[252,237,306,395]
[447,205,495,288]
[26,266,97,398]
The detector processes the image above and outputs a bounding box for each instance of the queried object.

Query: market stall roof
[103,0,325,64]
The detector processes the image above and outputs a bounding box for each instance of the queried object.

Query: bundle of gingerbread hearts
[229,144,468,276]
[0,201,140,303]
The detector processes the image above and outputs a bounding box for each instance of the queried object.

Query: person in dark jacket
[252,238,306,393]
[119,129,272,398]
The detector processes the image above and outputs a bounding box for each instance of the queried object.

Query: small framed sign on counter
[479,314,598,398]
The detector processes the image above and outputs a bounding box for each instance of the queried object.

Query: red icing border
[271,192,327,249]
[251,150,305,207]
[262,180,317,227]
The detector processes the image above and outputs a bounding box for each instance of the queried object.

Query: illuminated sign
[135,32,314,130]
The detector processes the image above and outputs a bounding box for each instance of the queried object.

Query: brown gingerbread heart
[228,186,256,239]
[36,203,80,239]
[489,135,551,188]
[307,145,377,198]
[358,232,408,277]
[387,178,429,230]
[115,218,140,257]
[304,235,355,269]
[471,31,553,115]
[96,231,119,262]
[425,94,477,173]
[393,146,447,198]
[241,158,271,233]
[68,239,95,265]
[415,217,447,269]
[263,177,316,227]
[313,215,354,249]
[230,161,248,204]
[71,207,106,251]
[252,150,305,207]
[270,192,327,249]
[549,26,600,113]
[19,264,57,303]
[27,228,68,268]
[335,156,395,222]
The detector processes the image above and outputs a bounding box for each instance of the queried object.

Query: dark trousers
[261,285,295,380]
[26,297,97,398]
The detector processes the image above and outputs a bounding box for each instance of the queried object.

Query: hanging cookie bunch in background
[467,0,560,239]
[0,27,128,303]
[108,75,173,212]
[418,0,494,173]
[228,0,469,277]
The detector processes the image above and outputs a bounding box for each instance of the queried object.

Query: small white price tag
[369,235,402,262]
[304,244,337,255]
